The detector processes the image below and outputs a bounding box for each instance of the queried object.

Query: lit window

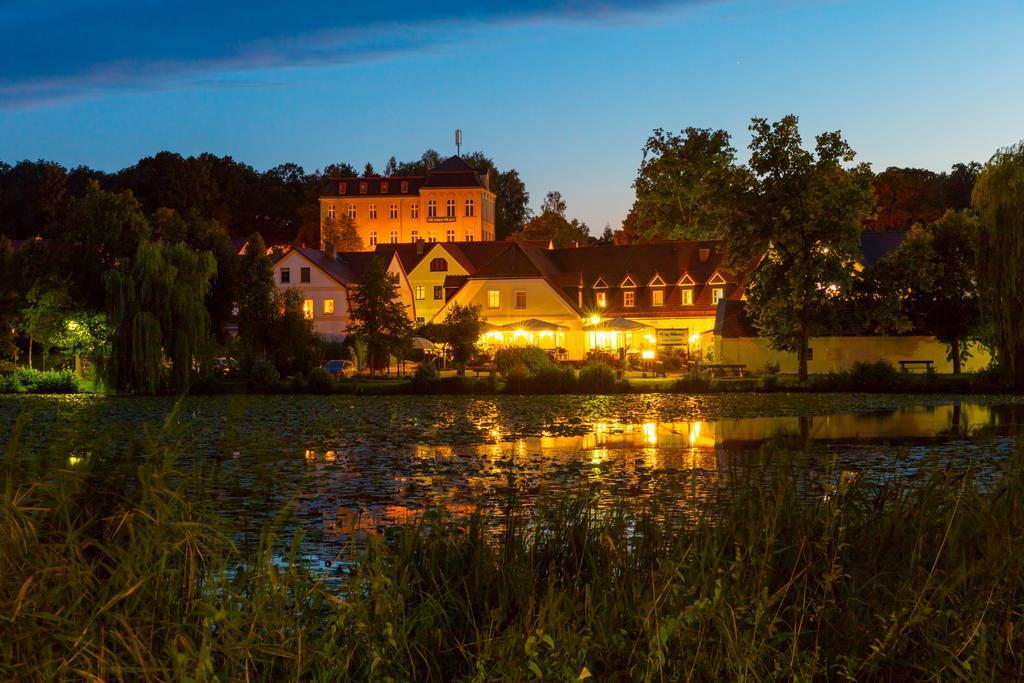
[339,182,347,195]
[624,291,635,307]
[415,286,425,300]
[369,231,377,246]
[465,233,474,242]
[323,299,335,314]
[713,287,724,304]
[596,291,607,308]
[359,182,367,194]
[433,285,443,300]
[488,290,500,309]
[652,289,664,306]
[411,229,419,242]
[446,229,456,242]
[389,204,398,219]
[446,199,456,217]
[369,205,377,220]
[411,204,419,219]
[381,181,389,193]
[465,199,475,217]
[348,205,356,220]
[682,288,693,305]
[400,181,409,194]
[390,230,398,244]
[428,200,437,218]
[302,299,314,320]
[280,267,290,284]
[515,290,527,309]
[428,230,437,243]
[327,204,336,220]
[300,267,310,284]
[430,258,448,272]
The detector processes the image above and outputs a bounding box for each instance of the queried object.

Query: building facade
[319,156,497,251]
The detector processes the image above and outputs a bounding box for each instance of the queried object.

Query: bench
[468,365,496,377]
[898,360,934,373]
[705,363,747,378]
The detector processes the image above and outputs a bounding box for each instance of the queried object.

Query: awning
[496,319,570,332]
[585,317,648,331]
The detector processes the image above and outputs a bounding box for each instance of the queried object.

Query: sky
[1,0,1022,232]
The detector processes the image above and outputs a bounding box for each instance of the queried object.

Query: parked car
[211,357,240,376]
[324,359,356,377]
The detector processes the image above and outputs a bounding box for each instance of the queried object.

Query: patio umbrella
[409,337,435,350]
[585,317,648,331]
[497,319,569,332]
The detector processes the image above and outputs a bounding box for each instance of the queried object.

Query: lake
[3,392,1022,565]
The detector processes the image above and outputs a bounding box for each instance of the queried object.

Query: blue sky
[2,0,1022,231]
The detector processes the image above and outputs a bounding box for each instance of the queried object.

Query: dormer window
[400,181,409,194]
[338,182,347,195]
[430,258,448,272]
[596,292,607,308]
[381,181,389,193]
[624,291,635,307]
[681,288,694,305]
[359,182,368,194]
[652,289,664,306]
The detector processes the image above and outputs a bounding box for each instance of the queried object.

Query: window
[429,258,448,272]
[369,231,377,246]
[465,233,474,242]
[279,267,290,284]
[427,200,437,218]
[410,229,419,242]
[359,182,367,194]
[400,181,409,194]
[446,229,456,242]
[652,289,664,307]
[302,299,314,320]
[681,288,693,305]
[488,290,500,309]
[380,181,389,193]
[411,203,419,219]
[300,267,310,284]
[624,291,635,307]
[338,182,347,194]
[390,230,398,244]
[428,230,437,243]
[416,316,425,324]
[327,204,336,220]
[323,299,335,314]
[596,291,607,308]
[369,205,377,220]
[446,199,456,218]
[515,290,527,309]
[415,286,425,301]
[348,205,356,220]
[389,204,398,219]
[433,285,443,300]
[465,199,475,217]
[712,288,724,304]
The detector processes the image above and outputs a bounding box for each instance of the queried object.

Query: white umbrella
[410,337,435,350]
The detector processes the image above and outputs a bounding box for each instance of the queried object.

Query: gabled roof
[707,271,727,285]
[648,273,667,287]
[280,247,395,286]
[592,276,608,289]
[677,273,695,286]
[321,156,487,197]
[619,275,637,288]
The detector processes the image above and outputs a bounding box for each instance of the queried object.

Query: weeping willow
[973,143,1024,388]
[105,241,217,394]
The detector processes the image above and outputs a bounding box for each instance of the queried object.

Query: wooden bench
[468,365,496,377]
[898,359,934,373]
[706,363,747,378]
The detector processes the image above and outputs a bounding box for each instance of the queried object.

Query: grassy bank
[2,410,1022,680]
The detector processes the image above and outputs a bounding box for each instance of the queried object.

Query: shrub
[577,362,616,394]
[760,361,781,375]
[0,373,23,393]
[411,361,440,393]
[494,346,553,377]
[306,367,335,394]
[503,363,532,394]
[671,367,711,393]
[0,368,79,394]
[247,360,281,392]
[848,360,901,390]
[531,365,577,394]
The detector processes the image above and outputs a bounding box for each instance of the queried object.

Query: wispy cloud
[0,0,698,108]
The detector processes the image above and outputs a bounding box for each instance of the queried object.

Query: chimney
[699,247,711,263]
[323,241,336,258]
[416,239,425,255]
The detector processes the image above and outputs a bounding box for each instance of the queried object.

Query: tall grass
[2,412,1023,680]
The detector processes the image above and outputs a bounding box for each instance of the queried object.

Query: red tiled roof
[322,156,486,197]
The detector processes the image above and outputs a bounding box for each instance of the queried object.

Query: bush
[671,368,711,393]
[306,368,335,394]
[530,365,578,394]
[760,361,781,375]
[247,361,281,392]
[494,346,553,377]
[577,362,616,394]
[0,368,79,394]
[503,363,532,394]
[848,360,901,391]
[411,361,440,393]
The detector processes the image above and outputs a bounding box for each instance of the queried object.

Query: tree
[362,163,376,177]
[105,241,217,393]
[421,303,485,372]
[347,256,413,376]
[235,233,277,360]
[596,224,615,245]
[0,237,17,359]
[493,168,532,240]
[866,167,947,231]
[862,211,980,373]
[268,289,323,376]
[321,214,363,252]
[512,191,590,247]
[632,127,750,240]
[972,143,1024,388]
[735,115,874,381]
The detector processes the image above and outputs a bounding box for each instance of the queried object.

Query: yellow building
[319,156,496,251]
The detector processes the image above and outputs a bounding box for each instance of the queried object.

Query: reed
[2,413,1022,681]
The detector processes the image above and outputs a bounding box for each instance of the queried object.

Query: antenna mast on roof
[455,129,462,156]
